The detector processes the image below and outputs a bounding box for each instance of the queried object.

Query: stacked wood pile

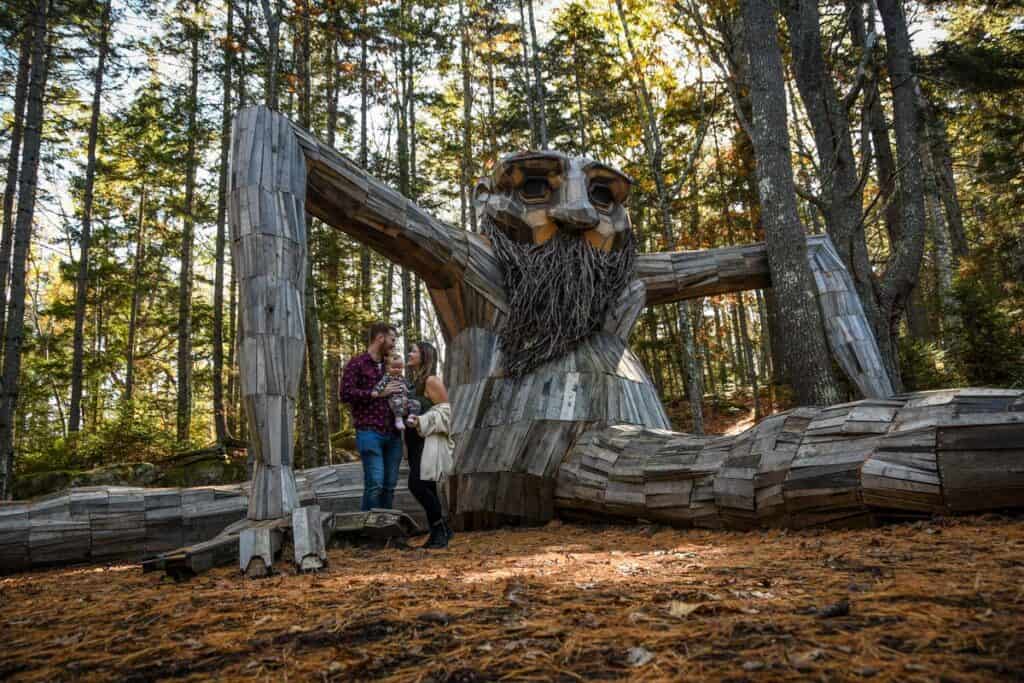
[0,465,424,573]
[556,388,1024,528]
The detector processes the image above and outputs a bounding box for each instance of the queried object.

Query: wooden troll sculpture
[1,106,1021,575]
[221,106,1017,531]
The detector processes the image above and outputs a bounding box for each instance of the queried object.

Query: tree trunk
[212,0,234,444]
[69,0,111,434]
[176,6,200,443]
[736,293,761,419]
[0,0,49,499]
[919,95,968,258]
[875,0,928,393]
[572,35,587,154]
[459,0,476,232]
[782,0,897,389]
[741,0,841,406]
[755,288,775,410]
[0,25,33,349]
[298,7,330,466]
[358,2,372,310]
[384,262,394,317]
[261,0,281,109]
[615,0,704,432]
[849,0,901,251]
[325,29,343,439]
[526,0,547,148]
[124,185,146,407]
[517,0,538,147]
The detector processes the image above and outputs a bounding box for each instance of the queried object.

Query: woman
[405,341,454,549]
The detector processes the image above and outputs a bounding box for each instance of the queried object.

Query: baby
[375,353,411,431]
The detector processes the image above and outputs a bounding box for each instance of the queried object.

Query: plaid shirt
[340,353,398,435]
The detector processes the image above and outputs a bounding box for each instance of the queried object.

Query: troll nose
[550,201,600,232]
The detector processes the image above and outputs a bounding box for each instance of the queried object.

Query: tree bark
[526,0,547,148]
[176,4,200,443]
[459,0,476,231]
[782,0,898,389]
[298,4,330,466]
[0,0,49,499]
[124,185,146,407]
[212,0,234,444]
[0,25,33,349]
[358,1,372,309]
[325,28,343,439]
[69,0,111,434]
[736,293,761,419]
[517,0,538,147]
[741,0,841,406]
[261,0,281,109]
[615,0,705,432]
[875,0,928,391]
[919,94,968,258]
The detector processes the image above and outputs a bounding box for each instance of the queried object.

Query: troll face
[474,151,634,252]
[474,152,637,377]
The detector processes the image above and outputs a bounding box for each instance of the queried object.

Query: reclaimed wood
[639,237,893,398]
[228,106,307,522]
[555,389,1024,527]
[224,106,899,526]
[1,392,1022,572]
[8,110,1015,574]
[0,464,424,573]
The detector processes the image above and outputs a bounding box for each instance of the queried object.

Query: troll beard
[485,219,636,377]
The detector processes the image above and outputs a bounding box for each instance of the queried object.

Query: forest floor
[3,515,1024,681]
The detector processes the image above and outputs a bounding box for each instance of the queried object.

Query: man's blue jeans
[356,429,403,510]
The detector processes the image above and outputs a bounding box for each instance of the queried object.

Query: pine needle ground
[2,516,1023,681]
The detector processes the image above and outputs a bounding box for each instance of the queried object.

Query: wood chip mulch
[2,515,1023,681]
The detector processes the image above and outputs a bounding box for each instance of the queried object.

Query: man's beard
[485,218,636,377]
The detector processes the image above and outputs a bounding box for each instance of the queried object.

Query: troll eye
[519,176,550,203]
[589,183,614,211]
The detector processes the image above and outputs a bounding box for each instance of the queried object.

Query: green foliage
[898,338,966,391]
[948,275,1024,387]
[17,404,179,477]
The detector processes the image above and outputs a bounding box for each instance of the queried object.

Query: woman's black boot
[423,520,449,549]
[442,518,455,542]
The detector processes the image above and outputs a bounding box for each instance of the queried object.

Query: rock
[856,666,879,677]
[626,647,654,667]
[742,660,765,672]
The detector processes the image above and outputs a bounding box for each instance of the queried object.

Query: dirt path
[2,516,1022,681]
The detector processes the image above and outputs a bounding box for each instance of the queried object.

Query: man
[340,322,404,511]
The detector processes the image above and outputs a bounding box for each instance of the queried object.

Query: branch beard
[485,219,636,377]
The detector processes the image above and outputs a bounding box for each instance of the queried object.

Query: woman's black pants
[405,431,444,527]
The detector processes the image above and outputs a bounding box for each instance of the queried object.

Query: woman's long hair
[410,341,438,395]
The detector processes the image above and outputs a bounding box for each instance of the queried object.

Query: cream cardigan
[415,402,455,482]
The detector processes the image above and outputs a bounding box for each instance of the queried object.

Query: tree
[68,0,113,433]
[614,0,709,432]
[0,20,33,349]
[212,0,234,445]
[175,0,202,444]
[740,0,841,405]
[0,0,50,498]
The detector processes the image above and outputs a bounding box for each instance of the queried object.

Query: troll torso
[441,152,669,527]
